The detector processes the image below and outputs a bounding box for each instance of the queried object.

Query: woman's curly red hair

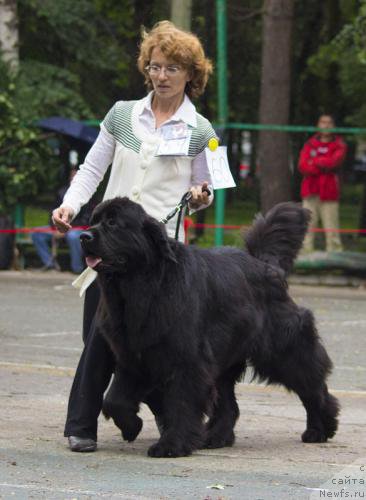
[137,20,213,99]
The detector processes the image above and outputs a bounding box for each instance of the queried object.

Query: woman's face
[147,47,191,101]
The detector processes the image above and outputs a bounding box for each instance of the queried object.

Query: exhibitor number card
[205,146,236,190]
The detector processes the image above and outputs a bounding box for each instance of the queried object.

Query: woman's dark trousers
[64,281,115,441]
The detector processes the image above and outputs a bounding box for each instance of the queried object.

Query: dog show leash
[160,188,211,241]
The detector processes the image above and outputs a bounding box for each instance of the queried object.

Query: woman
[52,20,217,452]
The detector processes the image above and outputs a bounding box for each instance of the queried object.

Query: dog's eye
[107,218,117,227]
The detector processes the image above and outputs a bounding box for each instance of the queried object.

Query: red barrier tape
[2,224,366,234]
[0,226,88,234]
[187,223,366,234]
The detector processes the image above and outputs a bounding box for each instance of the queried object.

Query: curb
[289,273,364,287]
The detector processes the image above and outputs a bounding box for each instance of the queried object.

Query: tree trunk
[257,0,294,213]
[0,0,19,72]
[0,0,18,268]
[170,0,192,31]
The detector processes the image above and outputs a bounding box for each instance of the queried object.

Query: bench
[15,232,70,270]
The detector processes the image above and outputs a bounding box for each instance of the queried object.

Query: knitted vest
[102,99,216,239]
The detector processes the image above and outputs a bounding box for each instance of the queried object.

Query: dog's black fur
[80,197,340,458]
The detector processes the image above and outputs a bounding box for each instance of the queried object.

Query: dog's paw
[121,415,143,442]
[301,428,328,443]
[147,440,192,458]
[202,431,235,449]
[102,400,143,442]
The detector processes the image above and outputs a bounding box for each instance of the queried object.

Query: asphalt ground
[0,270,365,500]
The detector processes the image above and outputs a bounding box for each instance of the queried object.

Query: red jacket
[298,134,347,201]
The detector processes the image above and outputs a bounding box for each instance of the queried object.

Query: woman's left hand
[189,181,210,208]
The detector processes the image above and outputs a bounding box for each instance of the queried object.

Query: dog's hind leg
[292,315,339,443]
[265,361,339,443]
[297,382,340,443]
[202,363,244,449]
[264,308,340,443]
[102,367,144,442]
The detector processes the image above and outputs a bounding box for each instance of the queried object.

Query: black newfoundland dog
[80,197,339,458]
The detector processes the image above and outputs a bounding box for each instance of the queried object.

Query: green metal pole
[215,0,228,246]
[14,203,24,229]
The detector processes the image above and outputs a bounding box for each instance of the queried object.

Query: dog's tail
[244,202,311,275]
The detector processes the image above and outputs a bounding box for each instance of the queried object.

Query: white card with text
[205,146,236,189]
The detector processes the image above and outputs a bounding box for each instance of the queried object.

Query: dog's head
[80,197,177,273]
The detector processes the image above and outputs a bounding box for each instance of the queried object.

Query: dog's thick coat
[80,198,340,457]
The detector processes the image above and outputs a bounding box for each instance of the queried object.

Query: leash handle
[160,187,212,239]
[181,187,211,206]
[174,187,211,240]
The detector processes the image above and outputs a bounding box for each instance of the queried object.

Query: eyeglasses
[145,64,182,77]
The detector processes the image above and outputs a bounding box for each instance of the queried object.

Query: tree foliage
[332,0,366,64]
[17,0,131,119]
[305,0,366,126]
[0,63,58,214]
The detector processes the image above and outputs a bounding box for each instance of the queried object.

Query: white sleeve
[62,124,115,216]
[189,149,214,213]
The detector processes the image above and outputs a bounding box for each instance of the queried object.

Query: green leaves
[17,0,137,116]
[306,0,366,126]
[0,68,58,214]
[15,61,93,122]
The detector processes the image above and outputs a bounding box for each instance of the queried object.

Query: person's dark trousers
[64,280,115,441]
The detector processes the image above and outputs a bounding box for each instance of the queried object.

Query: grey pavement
[0,270,365,500]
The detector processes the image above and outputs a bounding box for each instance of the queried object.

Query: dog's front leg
[147,365,210,458]
[102,366,144,442]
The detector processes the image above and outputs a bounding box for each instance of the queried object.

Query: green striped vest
[102,100,216,155]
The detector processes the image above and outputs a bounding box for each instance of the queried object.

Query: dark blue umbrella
[37,117,99,144]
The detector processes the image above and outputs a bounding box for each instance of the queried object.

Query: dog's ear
[143,217,178,263]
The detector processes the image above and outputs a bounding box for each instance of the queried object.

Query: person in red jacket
[298,114,347,253]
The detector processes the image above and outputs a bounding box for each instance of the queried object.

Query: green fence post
[13,203,24,240]
[215,0,228,246]
[13,203,24,242]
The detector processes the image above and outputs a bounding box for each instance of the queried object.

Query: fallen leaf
[206,484,225,490]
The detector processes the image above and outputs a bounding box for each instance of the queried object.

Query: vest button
[141,161,148,170]
[131,186,139,196]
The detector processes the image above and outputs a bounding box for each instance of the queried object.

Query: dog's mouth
[85,255,102,269]
[84,253,128,271]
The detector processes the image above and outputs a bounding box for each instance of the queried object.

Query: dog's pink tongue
[86,256,102,269]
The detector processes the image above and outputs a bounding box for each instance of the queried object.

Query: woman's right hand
[52,206,74,233]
